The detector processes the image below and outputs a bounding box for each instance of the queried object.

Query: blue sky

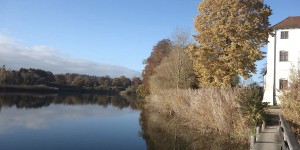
[0,0,299,79]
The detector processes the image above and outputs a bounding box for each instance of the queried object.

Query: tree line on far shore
[0,66,142,94]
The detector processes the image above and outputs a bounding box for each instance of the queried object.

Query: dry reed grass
[145,88,252,138]
[140,110,249,150]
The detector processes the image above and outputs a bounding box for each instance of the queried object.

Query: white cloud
[0,34,140,77]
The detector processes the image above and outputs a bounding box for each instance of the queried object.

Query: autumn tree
[150,29,197,92]
[55,74,67,84]
[188,0,272,87]
[0,65,6,84]
[119,76,131,88]
[65,73,77,84]
[131,77,142,86]
[140,39,172,95]
[5,70,21,84]
[100,76,112,86]
[112,78,122,87]
[72,76,84,86]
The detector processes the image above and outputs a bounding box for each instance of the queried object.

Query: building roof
[273,16,300,30]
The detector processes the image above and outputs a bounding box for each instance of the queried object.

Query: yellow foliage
[280,63,300,141]
[188,0,272,87]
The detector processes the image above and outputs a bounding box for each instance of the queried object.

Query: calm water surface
[0,93,146,150]
[0,93,247,150]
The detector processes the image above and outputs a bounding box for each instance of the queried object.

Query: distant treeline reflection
[0,93,140,110]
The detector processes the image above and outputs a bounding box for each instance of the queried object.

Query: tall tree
[0,65,6,84]
[55,74,67,84]
[150,29,197,92]
[119,76,131,88]
[141,39,172,95]
[112,78,122,87]
[188,0,272,87]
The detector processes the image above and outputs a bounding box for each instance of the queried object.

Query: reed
[145,88,253,139]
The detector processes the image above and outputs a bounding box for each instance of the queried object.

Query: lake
[0,93,146,150]
[0,93,247,150]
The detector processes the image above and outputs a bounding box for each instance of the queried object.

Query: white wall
[263,28,300,105]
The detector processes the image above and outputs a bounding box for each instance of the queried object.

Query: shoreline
[0,84,119,94]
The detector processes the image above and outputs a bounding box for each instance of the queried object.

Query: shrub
[136,84,149,98]
[280,64,300,141]
[125,86,137,95]
[237,83,268,126]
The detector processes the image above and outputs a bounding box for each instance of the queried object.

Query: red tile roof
[273,16,300,29]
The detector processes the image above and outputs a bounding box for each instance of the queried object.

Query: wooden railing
[249,121,266,149]
[279,115,300,150]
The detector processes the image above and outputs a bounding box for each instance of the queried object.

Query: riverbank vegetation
[139,0,272,144]
[280,63,300,142]
[145,84,266,140]
[0,67,141,94]
[140,110,248,150]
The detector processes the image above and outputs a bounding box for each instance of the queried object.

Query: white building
[263,16,300,105]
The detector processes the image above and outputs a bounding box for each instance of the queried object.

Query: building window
[279,79,288,90]
[280,51,288,61]
[281,31,289,39]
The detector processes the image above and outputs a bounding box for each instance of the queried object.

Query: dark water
[0,93,247,150]
[0,93,146,150]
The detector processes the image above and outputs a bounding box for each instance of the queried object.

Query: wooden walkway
[253,126,281,150]
[253,109,281,150]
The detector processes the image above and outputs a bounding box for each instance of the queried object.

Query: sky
[0,0,299,79]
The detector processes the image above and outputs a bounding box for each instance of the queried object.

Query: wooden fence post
[262,120,266,131]
[256,127,260,140]
[250,135,256,150]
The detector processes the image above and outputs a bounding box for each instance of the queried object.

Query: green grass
[269,105,281,109]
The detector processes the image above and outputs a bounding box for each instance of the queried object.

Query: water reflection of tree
[0,93,138,110]
[139,110,248,150]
